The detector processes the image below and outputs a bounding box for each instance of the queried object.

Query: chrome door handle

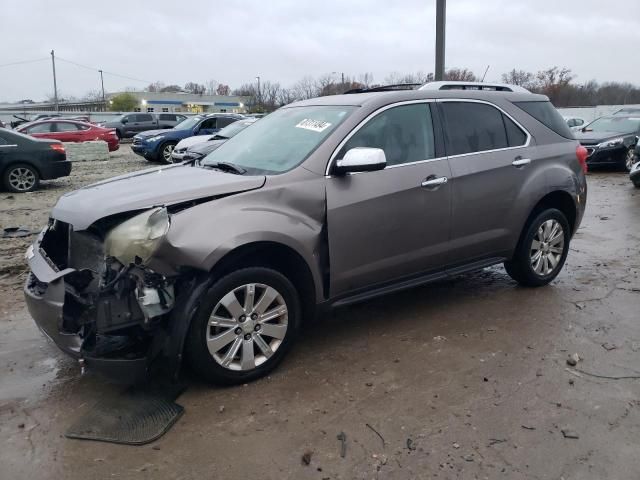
[512,158,531,167]
[421,176,448,188]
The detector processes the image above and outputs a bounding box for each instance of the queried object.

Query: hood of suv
[135,128,173,139]
[574,130,634,144]
[52,165,266,230]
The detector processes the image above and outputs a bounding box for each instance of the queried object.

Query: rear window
[159,114,176,121]
[514,101,573,138]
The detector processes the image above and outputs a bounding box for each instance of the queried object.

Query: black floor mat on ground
[65,383,186,445]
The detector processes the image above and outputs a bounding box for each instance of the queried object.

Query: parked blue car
[131,113,244,163]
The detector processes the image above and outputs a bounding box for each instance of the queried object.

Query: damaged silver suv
[25,83,587,384]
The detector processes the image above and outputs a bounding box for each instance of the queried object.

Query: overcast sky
[1,0,638,102]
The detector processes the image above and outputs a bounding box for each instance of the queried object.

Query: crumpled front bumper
[23,232,149,382]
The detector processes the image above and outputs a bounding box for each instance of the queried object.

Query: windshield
[585,116,640,133]
[213,120,256,139]
[202,106,355,174]
[174,116,202,130]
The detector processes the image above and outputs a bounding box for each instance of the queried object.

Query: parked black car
[0,128,71,192]
[574,115,640,171]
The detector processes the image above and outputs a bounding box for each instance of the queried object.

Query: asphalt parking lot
[1,152,639,479]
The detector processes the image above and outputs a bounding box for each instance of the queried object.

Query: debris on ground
[2,227,34,238]
[601,343,617,351]
[301,450,313,465]
[521,425,536,430]
[462,454,475,462]
[488,438,507,446]
[561,429,579,439]
[406,438,416,451]
[365,423,386,448]
[337,432,347,458]
[452,442,460,449]
[566,353,581,366]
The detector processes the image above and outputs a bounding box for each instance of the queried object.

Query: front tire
[186,267,301,385]
[504,208,570,287]
[3,163,40,193]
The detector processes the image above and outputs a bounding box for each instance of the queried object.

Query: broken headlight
[105,207,170,265]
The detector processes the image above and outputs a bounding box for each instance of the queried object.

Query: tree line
[104,67,640,113]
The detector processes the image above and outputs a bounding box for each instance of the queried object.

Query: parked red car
[17,119,119,152]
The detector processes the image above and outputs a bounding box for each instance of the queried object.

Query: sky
[0,0,638,102]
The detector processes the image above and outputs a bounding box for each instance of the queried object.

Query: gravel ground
[0,158,639,479]
[0,149,150,311]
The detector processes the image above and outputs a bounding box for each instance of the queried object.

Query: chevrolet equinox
[24,83,588,384]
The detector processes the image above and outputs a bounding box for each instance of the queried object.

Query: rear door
[326,101,452,296]
[135,114,156,132]
[51,121,82,142]
[438,100,533,265]
[24,122,54,138]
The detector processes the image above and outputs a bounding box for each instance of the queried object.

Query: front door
[326,102,452,297]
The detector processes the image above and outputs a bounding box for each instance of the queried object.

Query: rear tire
[3,163,40,193]
[624,147,636,172]
[504,208,570,287]
[186,267,301,385]
[159,142,177,164]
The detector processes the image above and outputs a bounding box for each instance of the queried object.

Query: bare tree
[160,84,183,93]
[146,81,165,92]
[205,79,219,95]
[184,82,206,95]
[216,84,231,96]
[291,76,318,100]
[444,68,477,82]
[501,69,537,88]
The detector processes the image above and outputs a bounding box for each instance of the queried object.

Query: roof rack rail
[344,83,422,94]
[418,81,530,93]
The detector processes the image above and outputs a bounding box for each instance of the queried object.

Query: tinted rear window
[440,102,508,155]
[514,101,573,138]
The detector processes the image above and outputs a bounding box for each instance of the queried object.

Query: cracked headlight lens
[105,207,170,265]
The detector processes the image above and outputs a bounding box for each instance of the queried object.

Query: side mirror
[334,147,387,175]
[121,118,128,124]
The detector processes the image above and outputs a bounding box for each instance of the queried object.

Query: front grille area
[39,220,70,270]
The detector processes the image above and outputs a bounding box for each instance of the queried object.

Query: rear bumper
[23,233,149,382]
[39,160,72,180]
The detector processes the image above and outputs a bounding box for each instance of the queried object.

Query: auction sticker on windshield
[295,119,332,132]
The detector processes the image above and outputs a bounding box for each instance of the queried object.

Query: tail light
[49,143,65,153]
[576,145,588,174]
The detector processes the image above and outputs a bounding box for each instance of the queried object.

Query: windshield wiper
[211,134,228,140]
[204,161,247,175]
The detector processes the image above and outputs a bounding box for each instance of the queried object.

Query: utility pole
[256,76,261,111]
[434,0,446,81]
[99,69,106,110]
[50,50,59,112]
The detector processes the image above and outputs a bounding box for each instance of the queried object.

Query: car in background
[16,119,119,152]
[574,115,640,171]
[131,113,243,163]
[614,107,640,116]
[563,116,585,131]
[0,128,71,192]
[99,113,188,139]
[171,118,257,163]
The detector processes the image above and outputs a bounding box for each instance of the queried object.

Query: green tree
[109,93,138,111]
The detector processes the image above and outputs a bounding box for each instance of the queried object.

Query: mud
[0,157,638,479]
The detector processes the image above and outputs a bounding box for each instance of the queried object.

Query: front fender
[149,175,327,300]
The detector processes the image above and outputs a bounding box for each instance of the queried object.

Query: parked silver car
[24,83,587,384]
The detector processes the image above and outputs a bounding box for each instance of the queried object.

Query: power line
[56,56,151,84]
[0,58,49,68]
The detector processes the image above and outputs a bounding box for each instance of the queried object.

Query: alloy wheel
[8,167,36,192]
[625,148,636,171]
[206,283,289,371]
[530,219,564,276]
[162,144,175,162]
